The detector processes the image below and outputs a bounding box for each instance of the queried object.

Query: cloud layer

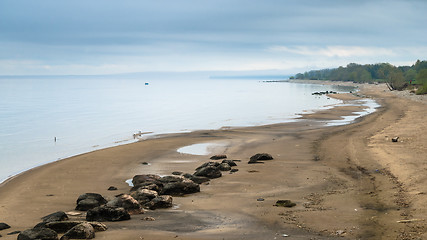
[0,0,426,75]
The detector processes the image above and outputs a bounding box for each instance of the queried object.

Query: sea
[0,73,374,183]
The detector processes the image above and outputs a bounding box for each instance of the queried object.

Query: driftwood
[397,219,425,223]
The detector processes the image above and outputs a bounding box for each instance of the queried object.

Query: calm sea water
[0,75,356,183]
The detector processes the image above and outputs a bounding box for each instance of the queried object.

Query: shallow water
[0,74,356,183]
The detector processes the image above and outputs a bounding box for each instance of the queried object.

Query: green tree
[386,69,406,91]
[415,69,427,94]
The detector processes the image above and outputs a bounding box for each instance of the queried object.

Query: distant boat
[145,82,149,85]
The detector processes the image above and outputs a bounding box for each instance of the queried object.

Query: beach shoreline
[0,82,425,239]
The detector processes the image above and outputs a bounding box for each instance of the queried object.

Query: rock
[219,163,231,171]
[230,169,239,173]
[392,137,399,142]
[131,189,159,205]
[76,193,108,211]
[248,153,273,164]
[221,160,237,167]
[182,173,210,184]
[17,228,58,240]
[44,221,107,233]
[160,178,200,196]
[86,206,130,222]
[107,186,118,191]
[106,194,143,214]
[0,223,10,230]
[275,200,296,208]
[142,217,155,221]
[60,222,95,240]
[210,154,227,160]
[194,166,222,179]
[146,195,173,210]
[250,153,273,161]
[257,198,265,201]
[130,182,160,193]
[7,230,21,235]
[132,174,161,187]
[41,211,69,223]
[172,171,183,175]
[195,162,220,170]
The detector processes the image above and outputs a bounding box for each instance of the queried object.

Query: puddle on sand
[177,142,227,156]
[326,99,380,126]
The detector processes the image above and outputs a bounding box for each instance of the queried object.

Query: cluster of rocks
[248,153,274,164]
[13,153,277,239]
[312,91,337,95]
[17,211,107,240]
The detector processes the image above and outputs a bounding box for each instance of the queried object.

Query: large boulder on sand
[194,166,222,179]
[158,176,200,195]
[106,194,143,214]
[210,154,227,160]
[86,206,130,222]
[248,153,273,164]
[146,195,173,210]
[182,173,210,184]
[130,188,159,205]
[221,159,237,167]
[219,163,231,171]
[18,227,58,240]
[41,211,69,223]
[44,221,107,233]
[60,222,95,240]
[132,174,161,187]
[75,193,107,211]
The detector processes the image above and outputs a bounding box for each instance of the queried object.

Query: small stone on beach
[108,186,118,191]
[275,200,296,208]
[0,223,11,230]
[210,154,227,160]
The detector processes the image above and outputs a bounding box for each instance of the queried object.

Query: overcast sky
[1,0,426,75]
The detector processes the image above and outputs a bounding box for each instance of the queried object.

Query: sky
[0,0,426,76]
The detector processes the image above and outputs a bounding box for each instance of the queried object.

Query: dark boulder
[230,168,239,173]
[41,211,69,223]
[183,173,210,184]
[210,154,227,160]
[107,186,118,191]
[250,153,273,161]
[0,222,10,230]
[86,206,130,222]
[17,228,58,240]
[130,182,160,193]
[146,195,173,210]
[274,200,296,208]
[172,171,183,175]
[219,163,231,171]
[221,159,237,167]
[60,222,95,240]
[132,174,161,186]
[160,179,200,196]
[130,188,158,205]
[75,193,107,211]
[106,194,143,214]
[195,162,220,171]
[194,166,222,179]
[248,153,273,164]
[44,221,107,233]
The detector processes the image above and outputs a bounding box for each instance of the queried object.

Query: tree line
[292,60,427,94]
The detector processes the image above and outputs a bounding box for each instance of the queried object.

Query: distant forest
[292,60,427,94]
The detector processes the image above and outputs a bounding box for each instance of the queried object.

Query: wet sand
[0,83,426,239]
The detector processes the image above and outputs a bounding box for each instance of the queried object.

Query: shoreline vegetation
[0,81,426,239]
[291,60,427,95]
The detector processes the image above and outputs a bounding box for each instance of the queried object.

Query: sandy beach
[0,82,426,240]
